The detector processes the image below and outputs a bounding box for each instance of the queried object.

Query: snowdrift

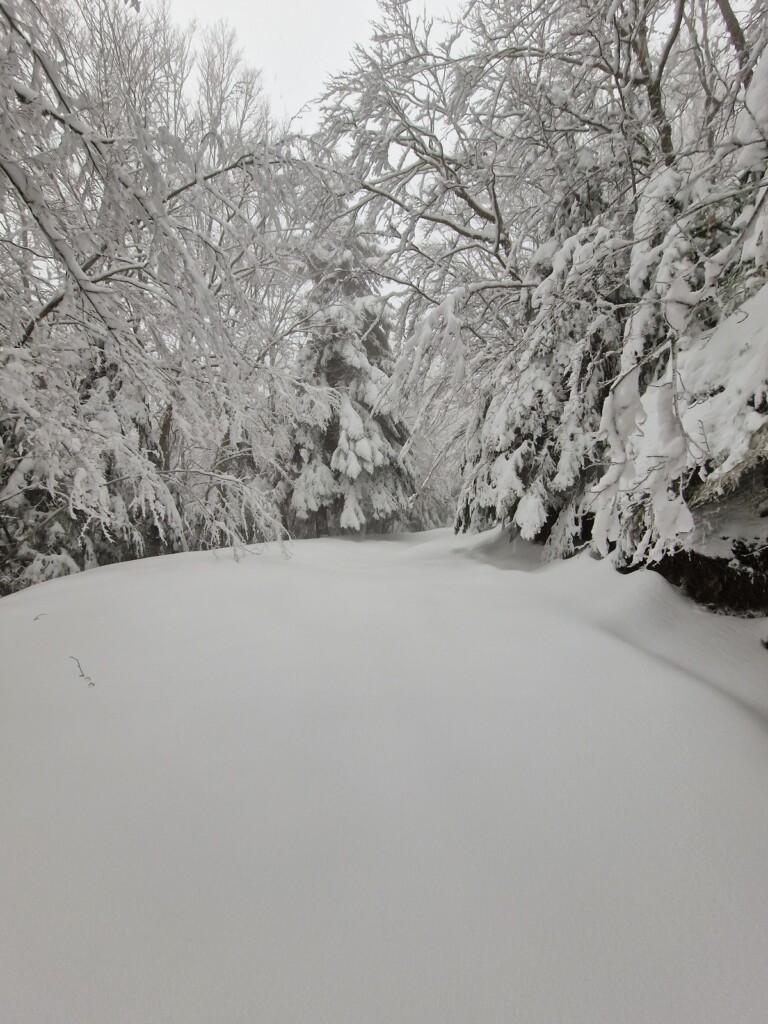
[1,529,767,1023]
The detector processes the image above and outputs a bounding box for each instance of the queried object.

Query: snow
[1,529,767,1024]
[734,52,768,170]
[628,167,682,300]
[679,282,768,481]
[594,274,768,560]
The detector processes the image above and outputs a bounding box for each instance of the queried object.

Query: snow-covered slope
[1,530,767,1024]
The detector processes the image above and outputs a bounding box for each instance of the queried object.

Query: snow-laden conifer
[285,226,415,535]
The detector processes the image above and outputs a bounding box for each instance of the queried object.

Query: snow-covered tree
[285,222,416,536]
[319,0,768,609]
[4,0,766,611]
[591,50,768,607]
[0,0,310,592]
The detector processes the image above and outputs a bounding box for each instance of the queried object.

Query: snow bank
[1,530,767,1023]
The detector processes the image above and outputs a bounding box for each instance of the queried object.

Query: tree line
[0,0,427,593]
[322,0,768,610]
[1,0,766,609]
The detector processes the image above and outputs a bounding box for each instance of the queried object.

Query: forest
[2,5,768,1021]
[1,0,767,610]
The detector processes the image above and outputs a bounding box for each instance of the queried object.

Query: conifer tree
[285,224,416,536]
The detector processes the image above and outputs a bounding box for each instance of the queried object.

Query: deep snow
[1,528,767,1024]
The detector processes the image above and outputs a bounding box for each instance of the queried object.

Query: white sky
[169,0,457,127]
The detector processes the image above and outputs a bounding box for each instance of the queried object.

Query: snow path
[1,528,767,1024]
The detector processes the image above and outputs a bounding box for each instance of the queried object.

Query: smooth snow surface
[1,529,767,1024]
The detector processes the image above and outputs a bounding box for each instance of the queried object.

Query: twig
[69,656,94,686]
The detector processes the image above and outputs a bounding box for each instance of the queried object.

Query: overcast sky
[170,0,457,126]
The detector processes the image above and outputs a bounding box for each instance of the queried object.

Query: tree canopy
[2,0,766,609]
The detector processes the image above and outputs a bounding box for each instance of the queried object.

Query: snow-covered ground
[1,528,767,1024]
